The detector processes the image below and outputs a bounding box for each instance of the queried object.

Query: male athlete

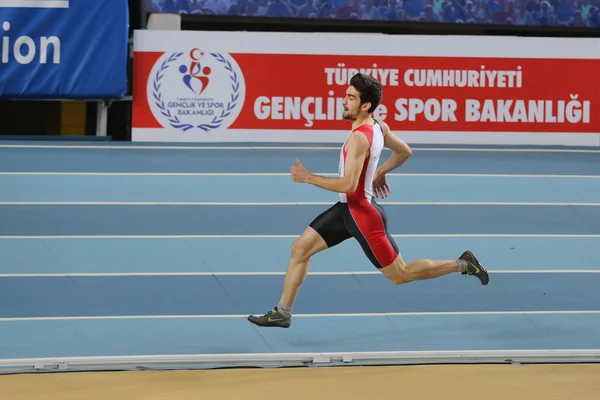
[248,73,488,328]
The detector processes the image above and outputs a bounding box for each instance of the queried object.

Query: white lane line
[1,144,599,153]
[0,270,597,277]
[0,201,598,206]
[2,310,600,322]
[1,172,599,178]
[0,234,598,239]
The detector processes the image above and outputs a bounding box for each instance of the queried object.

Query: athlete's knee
[290,238,309,262]
[382,256,408,285]
[290,233,323,263]
[388,267,408,285]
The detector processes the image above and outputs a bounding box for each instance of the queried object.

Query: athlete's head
[343,73,382,121]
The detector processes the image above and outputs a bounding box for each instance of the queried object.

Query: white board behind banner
[132,30,600,146]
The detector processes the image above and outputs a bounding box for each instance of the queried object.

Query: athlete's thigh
[370,199,400,254]
[343,199,399,269]
[308,201,353,249]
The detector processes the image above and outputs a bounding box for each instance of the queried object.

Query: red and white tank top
[338,121,384,204]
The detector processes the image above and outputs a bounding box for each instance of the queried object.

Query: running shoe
[460,250,489,285]
[248,307,291,328]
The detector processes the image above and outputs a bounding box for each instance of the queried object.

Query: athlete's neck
[351,115,373,130]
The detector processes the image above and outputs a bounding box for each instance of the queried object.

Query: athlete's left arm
[298,131,370,194]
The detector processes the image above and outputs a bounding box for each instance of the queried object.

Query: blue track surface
[3,175,600,203]
[1,142,600,369]
[2,273,600,318]
[1,145,599,174]
[2,204,600,235]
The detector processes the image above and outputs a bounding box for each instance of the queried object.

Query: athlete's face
[342,86,370,120]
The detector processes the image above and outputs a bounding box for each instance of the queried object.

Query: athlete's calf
[380,251,489,286]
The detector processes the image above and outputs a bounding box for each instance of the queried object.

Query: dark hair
[349,73,382,113]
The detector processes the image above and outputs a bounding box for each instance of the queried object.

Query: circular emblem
[148,49,245,133]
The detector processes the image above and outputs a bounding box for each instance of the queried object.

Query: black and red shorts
[309,198,399,269]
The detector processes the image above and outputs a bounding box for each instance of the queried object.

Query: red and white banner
[132,31,600,145]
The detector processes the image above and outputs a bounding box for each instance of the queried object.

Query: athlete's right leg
[380,252,462,284]
[347,199,489,286]
[380,250,488,285]
[248,202,352,328]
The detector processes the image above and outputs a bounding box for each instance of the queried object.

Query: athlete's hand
[373,170,390,198]
[291,158,311,183]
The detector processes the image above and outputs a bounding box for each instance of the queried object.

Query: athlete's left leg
[278,226,329,309]
[248,202,352,328]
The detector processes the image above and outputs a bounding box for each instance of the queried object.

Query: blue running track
[1,141,600,372]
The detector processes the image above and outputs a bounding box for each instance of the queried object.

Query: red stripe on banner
[132,51,164,129]
[226,53,600,133]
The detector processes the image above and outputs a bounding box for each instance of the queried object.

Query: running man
[248,73,488,328]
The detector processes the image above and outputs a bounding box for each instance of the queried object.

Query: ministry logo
[148,48,245,133]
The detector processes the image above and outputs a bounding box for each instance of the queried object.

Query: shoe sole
[247,316,290,328]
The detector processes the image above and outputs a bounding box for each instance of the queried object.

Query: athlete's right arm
[376,120,412,175]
